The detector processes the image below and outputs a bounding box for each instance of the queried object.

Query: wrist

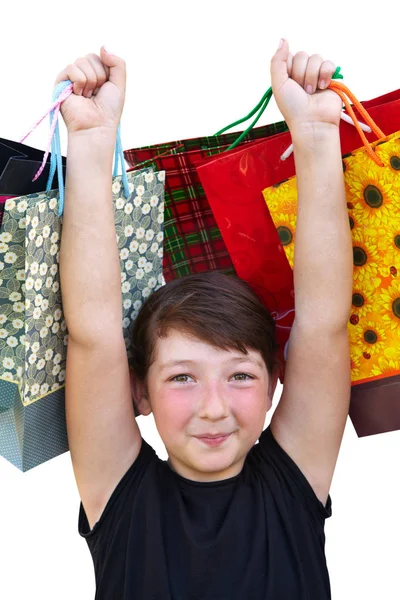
[289,121,340,151]
[68,126,118,149]
[67,127,117,165]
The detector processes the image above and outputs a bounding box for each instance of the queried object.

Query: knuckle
[310,53,324,63]
[75,56,87,67]
[294,50,308,61]
[322,60,336,72]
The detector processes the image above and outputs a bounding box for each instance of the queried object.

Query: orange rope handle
[328,81,385,166]
[329,81,385,138]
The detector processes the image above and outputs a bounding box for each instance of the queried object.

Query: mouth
[195,433,232,447]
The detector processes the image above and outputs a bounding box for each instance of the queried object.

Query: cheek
[151,387,195,434]
[229,385,269,422]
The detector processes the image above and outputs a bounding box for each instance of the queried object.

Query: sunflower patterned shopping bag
[263,81,400,437]
[0,82,165,471]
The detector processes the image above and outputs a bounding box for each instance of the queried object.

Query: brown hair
[130,272,280,380]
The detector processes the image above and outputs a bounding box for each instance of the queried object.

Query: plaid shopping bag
[0,168,165,471]
[263,83,400,437]
[125,119,289,280]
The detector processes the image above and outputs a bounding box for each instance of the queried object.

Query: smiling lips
[195,433,232,447]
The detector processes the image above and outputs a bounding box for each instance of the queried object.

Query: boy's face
[140,328,277,482]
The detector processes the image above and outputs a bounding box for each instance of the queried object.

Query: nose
[197,379,229,421]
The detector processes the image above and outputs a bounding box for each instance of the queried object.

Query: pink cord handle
[20,83,73,181]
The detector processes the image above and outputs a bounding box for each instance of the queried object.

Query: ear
[267,366,281,410]
[129,368,152,416]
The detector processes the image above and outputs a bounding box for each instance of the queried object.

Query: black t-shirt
[79,426,332,599]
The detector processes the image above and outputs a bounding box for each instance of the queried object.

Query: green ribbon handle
[215,66,344,151]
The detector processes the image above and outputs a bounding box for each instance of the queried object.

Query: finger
[55,63,87,96]
[291,51,309,89]
[86,53,109,91]
[317,60,336,90]
[287,52,293,78]
[304,54,324,94]
[270,38,291,94]
[99,46,126,96]
[75,57,98,98]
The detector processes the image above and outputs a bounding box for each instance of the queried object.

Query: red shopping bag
[196,86,400,376]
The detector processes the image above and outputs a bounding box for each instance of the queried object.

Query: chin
[189,451,242,479]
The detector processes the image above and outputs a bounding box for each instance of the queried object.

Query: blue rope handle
[47,80,130,217]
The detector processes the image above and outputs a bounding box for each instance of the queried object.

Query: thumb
[100,46,126,95]
[270,38,290,94]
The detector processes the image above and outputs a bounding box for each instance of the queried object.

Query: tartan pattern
[125,121,289,280]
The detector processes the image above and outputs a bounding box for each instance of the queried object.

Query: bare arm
[59,50,141,529]
[270,41,353,505]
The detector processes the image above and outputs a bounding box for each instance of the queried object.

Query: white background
[1,1,400,598]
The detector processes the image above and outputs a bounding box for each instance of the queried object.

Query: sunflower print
[349,168,400,228]
[263,132,400,385]
[384,344,400,362]
[350,347,363,382]
[348,320,387,357]
[379,278,400,334]
[264,211,297,268]
[370,356,400,379]
[351,228,382,286]
[347,208,376,238]
[350,284,379,320]
[380,221,400,273]
[262,180,297,215]
[376,136,400,176]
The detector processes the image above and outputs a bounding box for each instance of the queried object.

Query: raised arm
[58,49,141,530]
[269,40,353,505]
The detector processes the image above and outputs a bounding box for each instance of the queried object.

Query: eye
[231,372,254,382]
[170,374,194,384]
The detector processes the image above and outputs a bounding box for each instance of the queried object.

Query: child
[58,39,352,599]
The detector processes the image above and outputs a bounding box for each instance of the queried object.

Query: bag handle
[281,81,386,165]
[215,67,348,151]
[21,80,129,216]
[281,80,386,163]
[328,81,385,165]
[214,88,273,149]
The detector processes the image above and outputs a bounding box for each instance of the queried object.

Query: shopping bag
[0,137,66,196]
[0,196,12,228]
[196,85,400,377]
[0,82,165,472]
[124,71,345,282]
[124,99,289,280]
[262,82,400,437]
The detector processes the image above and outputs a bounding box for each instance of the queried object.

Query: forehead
[152,328,265,368]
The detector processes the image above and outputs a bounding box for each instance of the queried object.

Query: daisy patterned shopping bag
[0,82,165,472]
[263,81,400,437]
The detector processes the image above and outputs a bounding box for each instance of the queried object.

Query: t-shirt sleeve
[255,425,332,522]
[78,437,158,543]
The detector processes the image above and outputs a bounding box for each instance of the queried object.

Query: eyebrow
[159,360,196,371]
[159,356,264,371]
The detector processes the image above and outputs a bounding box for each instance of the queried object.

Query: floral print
[263,133,400,385]
[0,169,165,405]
